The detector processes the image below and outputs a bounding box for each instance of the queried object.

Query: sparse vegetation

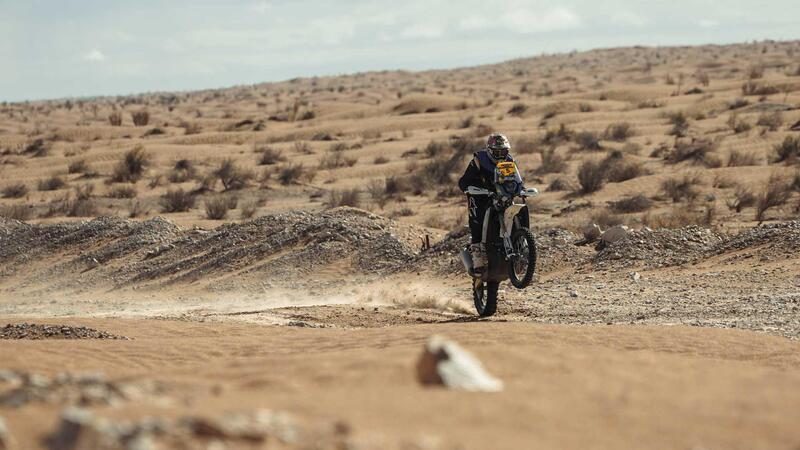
[160,188,196,212]
[575,131,602,151]
[326,189,360,208]
[661,173,702,203]
[727,150,761,167]
[131,110,150,127]
[773,136,800,163]
[37,175,67,191]
[667,112,690,137]
[757,112,783,131]
[213,159,253,190]
[257,147,285,165]
[604,123,634,142]
[67,159,89,174]
[576,159,605,194]
[204,196,238,220]
[609,194,652,213]
[0,204,32,221]
[111,146,150,183]
[2,183,28,198]
[755,173,793,222]
[108,112,123,126]
[535,148,568,174]
[726,186,756,213]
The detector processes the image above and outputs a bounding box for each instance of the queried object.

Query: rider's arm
[458,158,483,192]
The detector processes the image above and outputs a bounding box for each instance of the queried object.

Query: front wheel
[473,280,499,317]
[509,228,537,289]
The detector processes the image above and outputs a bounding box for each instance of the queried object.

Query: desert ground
[2,40,800,449]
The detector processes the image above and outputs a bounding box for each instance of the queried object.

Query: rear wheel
[473,280,499,317]
[509,228,537,289]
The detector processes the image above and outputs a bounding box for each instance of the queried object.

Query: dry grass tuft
[160,188,196,212]
[111,146,150,183]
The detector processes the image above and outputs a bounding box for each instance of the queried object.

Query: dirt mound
[595,226,724,269]
[711,221,800,260]
[0,323,127,340]
[0,208,420,295]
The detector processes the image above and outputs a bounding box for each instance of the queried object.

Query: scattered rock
[600,225,629,246]
[0,324,127,340]
[416,335,503,392]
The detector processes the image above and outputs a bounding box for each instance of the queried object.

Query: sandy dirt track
[1,318,800,449]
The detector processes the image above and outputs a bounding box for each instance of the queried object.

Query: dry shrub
[712,174,737,189]
[214,159,253,190]
[131,110,150,126]
[546,178,573,192]
[590,209,625,229]
[160,188,195,212]
[257,147,285,165]
[277,164,305,185]
[727,150,761,167]
[664,139,718,167]
[326,189,360,208]
[64,185,97,217]
[67,159,89,174]
[742,81,779,96]
[514,137,537,154]
[609,194,652,213]
[603,123,635,142]
[661,173,702,203]
[2,183,28,198]
[667,112,689,137]
[168,159,197,183]
[601,151,647,183]
[0,204,32,221]
[111,146,149,183]
[773,136,800,163]
[642,205,713,229]
[373,156,390,164]
[108,112,123,126]
[508,103,528,116]
[576,159,605,194]
[294,141,314,154]
[319,150,357,169]
[541,124,573,146]
[106,185,137,199]
[728,98,750,110]
[424,141,448,158]
[574,131,602,151]
[23,139,50,157]
[535,148,568,174]
[757,112,783,131]
[755,173,793,222]
[240,200,258,219]
[37,175,67,191]
[726,186,756,213]
[179,121,202,135]
[204,195,237,220]
[727,113,752,134]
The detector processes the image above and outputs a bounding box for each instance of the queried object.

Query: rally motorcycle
[460,161,538,317]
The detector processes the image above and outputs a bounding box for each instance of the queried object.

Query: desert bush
[727,113,752,134]
[757,112,783,131]
[661,173,702,203]
[546,178,573,192]
[667,112,689,137]
[214,159,253,190]
[391,207,415,218]
[384,175,411,196]
[575,131,602,151]
[326,189,360,208]
[23,139,50,157]
[727,150,761,167]
[67,159,89,174]
[298,110,315,121]
[257,147,285,165]
[424,141,448,158]
[168,159,197,183]
[458,116,474,129]
[590,210,625,229]
[642,205,713,229]
[179,121,202,135]
[108,112,123,126]
[712,175,736,189]
[755,173,793,222]
[603,156,647,183]
[2,183,28,198]
[773,136,800,163]
[131,110,150,127]
[609,194,652,213]
[508,103,528,116]
[106,185,137,199]
[373,156,390,164]
[541,124,573,145]
[111,146,149,183]
[579,103,593,112]
[239,200,258,219]
[742,81,779,96]
[576,159,605,194]
[726,186,756,213]
[535,148,568,174]
[319,150,357,169]
[0,204,32,221]
[204,196,237,220]
[64,188,97,217]
[277,164,305,185]
[603,123,634,142]
[748,65,765,80]
[514,137,537,154]
[664,139,717,166]
[37,175,67,191]
[728,98,750,110]
[294,141,313,154]
[160,188,195,212]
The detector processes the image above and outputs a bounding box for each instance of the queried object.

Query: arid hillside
[2,40,800,236]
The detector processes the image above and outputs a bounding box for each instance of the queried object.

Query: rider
[458,133,514,273]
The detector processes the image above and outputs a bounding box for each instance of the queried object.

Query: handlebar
[465,186,539,198]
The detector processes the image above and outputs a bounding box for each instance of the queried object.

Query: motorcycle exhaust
[460,248,474,273]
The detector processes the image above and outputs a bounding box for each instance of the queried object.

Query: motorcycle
[460,161,538,317]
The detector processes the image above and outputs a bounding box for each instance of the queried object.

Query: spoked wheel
[509,228,537,289]
[473,279,499,317]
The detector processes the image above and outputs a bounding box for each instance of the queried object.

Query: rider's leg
[467,195,488,272]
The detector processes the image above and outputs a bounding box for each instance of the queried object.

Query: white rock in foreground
[0,416,13,450]
[416,335,503,392]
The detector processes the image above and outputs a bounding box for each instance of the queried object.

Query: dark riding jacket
[458,149,515,192]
